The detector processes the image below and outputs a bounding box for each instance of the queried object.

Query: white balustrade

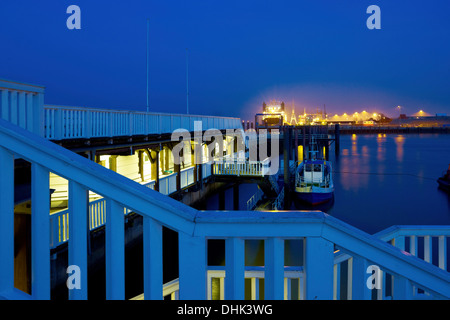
[43,105,242,140]
[213,157,271,177]
[0,79,44,137]
[0,118,449,301]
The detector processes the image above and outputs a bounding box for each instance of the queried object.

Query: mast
[146,19,150,113]
[186,48,189,114]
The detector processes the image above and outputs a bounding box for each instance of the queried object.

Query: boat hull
[437,177,450,193]
[294,188,334,205]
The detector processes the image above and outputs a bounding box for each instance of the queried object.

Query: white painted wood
[333,262,340,300]
[18,91,26,128]
[424,236,432,264]
[10,91,17,125]
[264,237,284,300]
[376,269,384,300]
[304,237,334,300]
[394,236,405,251]
[392,275,413,300]
[26,92,34,132]
[68,181,88,300]
[0,147,14,294]
[225,237,245,300]
[350,256,371,300]
[438,236,447,271]
[105,199,125,300]
[1,89,9,120]
[410,235,417,256]
[2,117,450,300]
[178,232,206,299]
[250,278,259,300]
[31,163,51,299]
[143,216,163,300]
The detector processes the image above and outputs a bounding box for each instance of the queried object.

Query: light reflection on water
[319,133,450,234]
[202,134,450,235]
[201,133,450,272]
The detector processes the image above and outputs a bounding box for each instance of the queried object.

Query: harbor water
[206,133,450,234]
[83,133,450,300]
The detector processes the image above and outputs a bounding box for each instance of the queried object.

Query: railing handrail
[44,104,242,121]
[0,118,197,235]
[193,211,450,298]
[374,225,450,242]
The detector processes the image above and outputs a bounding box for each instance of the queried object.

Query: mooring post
[335,124,340,156]
[283,127,291,209]
[294,127,298,163]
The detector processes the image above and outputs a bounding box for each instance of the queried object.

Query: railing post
[18,91,26,128]
[410,235,417,256]
[143,216,163,300]
[265,237,284,300]
[438,236,447,271]
[393,236,405,251]
[85,110,92,138]
[31,163,51,299]
[68,181,88,300]
[392,275,413,300]
[10,91,18,125]
[178,232,207,299]
[0,147,14,295]
[225,237,245,300]
[105,199,125,300]
[0,89,9,120]
[424,236,432,264]
[26,93,34,133]
[350,255,371,300]
[34,93,45,137]
[54,108,63,140]
[304,237,334,300]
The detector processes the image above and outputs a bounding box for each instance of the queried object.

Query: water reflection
[376,134,386,162]
[394,135,405,162]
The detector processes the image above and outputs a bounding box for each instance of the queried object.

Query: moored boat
[295,158,334,205]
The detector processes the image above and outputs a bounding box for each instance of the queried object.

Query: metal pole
[146,19,149,113]
[186,48,189,114]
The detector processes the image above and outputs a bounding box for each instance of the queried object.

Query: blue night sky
[1,0,449,121]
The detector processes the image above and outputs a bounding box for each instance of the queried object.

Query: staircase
[0,118,449,300]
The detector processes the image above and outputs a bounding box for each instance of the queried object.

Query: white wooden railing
[332,226,450,300]
[375,225,449,271]
[0,119,449,301]
[0,79,45,137]
[49,167,200,248]
[246,187,264,211]
[43,105,242,140]
[213,158,271,177]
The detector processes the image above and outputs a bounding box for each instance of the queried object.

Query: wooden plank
[264,237,284,300]
[0,147,14,294]
[105,198,125,299]
[225,237,245,300]
[31,163,51,299]
[143,216,163,300]
[304,237,334,300]
[178,232,206,299]
[68,181,88,299]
